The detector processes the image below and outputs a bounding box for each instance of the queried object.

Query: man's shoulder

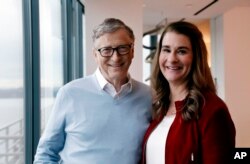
[131,79,151,93]
[63,74,96,90]
[132,79,149,87]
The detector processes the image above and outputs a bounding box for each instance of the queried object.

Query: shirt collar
[95,68,108,90]
[95,68,133,91]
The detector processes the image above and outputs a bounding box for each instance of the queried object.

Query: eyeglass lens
[99,45,131,57]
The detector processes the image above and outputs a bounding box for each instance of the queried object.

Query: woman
[141,21,235,164]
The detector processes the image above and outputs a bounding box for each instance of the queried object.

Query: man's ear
[92,48,98,63]
[92,48,96,56]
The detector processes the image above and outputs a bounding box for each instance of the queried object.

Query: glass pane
[143,35,151,85]
[39,0,64,133]
[0,0,24,163]
[82,11,86,76]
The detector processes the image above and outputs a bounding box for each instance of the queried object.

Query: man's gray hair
[92,18,135,42]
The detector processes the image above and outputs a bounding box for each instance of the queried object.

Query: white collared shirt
[95,68,132,98]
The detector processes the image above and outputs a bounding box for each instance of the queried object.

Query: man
[34,18,152,164]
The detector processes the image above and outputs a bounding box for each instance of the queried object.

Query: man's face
[93,28,134,83]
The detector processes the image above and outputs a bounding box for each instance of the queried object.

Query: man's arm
[33,88,68,163]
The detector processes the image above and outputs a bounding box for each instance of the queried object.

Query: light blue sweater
[34,74,152,164]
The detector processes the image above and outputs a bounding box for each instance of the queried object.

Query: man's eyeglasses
[97,44,133,57]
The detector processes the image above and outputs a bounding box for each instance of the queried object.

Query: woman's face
[159,31,193,87]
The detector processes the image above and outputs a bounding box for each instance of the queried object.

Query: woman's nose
[168,52,178,62]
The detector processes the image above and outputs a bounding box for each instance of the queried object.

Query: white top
[146,114,176,164]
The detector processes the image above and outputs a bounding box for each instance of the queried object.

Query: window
[0,1,85,163]
[0,0,25,163]
[39,0,64,133]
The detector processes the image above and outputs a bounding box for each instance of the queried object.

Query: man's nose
[111,50,120,60]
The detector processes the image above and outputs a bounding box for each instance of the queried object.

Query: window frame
[22,0,85,163]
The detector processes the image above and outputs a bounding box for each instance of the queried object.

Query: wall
[223,6,250,147]
[82,1,250,147]
[212,6,250,147]
[83,0,144,82]
[211,16,225,99]
[195,20,211,67]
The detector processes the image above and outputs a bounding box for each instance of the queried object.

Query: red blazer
[141,92,236,164]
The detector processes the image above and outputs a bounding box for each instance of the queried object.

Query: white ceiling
[81,0,250,29]
[143,0,250,27]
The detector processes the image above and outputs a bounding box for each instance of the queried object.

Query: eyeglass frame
[96,44,133,57]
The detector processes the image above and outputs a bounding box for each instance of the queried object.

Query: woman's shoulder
[200,91,232,123]
[202,91,227,109]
